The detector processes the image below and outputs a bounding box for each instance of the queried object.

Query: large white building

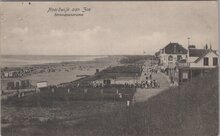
[155,43,218,86]
[156,42,187,70]
[177,45,218,85]
[187,45,218,68]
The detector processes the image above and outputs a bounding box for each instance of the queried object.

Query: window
[168,55,173,61]
[177,55,182,61]
[213,57,218,66]
[203,57,209,66]
[182,72,188,79]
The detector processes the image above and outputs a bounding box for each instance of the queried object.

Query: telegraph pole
[187,37,190,46]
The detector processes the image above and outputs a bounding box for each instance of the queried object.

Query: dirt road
[134,65,170,102]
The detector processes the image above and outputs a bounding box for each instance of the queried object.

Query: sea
[1,55,108,67]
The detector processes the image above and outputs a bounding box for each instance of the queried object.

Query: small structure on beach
[2,70,19,78]
[5,79,31,90]
[1,67,33,78]
[36,81,48,89]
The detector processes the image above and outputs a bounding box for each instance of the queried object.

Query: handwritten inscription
[47,7,91,16]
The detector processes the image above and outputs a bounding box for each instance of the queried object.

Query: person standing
[170,76,174,86]
[149,74,152,80]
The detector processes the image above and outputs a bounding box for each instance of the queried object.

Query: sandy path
[134,65,170,103]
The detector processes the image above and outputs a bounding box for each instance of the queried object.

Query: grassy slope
[126,68,218,136]
[79,68,218,136]
[2,68,218,136]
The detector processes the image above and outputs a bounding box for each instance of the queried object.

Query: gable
[194,50,218,63]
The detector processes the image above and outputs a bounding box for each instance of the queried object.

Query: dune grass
[74,68,218,136]
[2,68,218,136]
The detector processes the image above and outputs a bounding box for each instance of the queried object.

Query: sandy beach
[1,56,122,90]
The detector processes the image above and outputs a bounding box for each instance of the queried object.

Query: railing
[176,62,190,68]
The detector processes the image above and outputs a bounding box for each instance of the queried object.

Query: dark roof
[163,42,187,54]
[194,49,218,63]
[155,51,160,57]
[189,49,209,57]
[188,45,196,49]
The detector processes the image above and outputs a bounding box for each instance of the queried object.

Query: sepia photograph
[0,1,219,136]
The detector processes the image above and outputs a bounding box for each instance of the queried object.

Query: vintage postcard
[0,1,218,136]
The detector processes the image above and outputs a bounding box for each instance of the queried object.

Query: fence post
[36,88,40,93]
[51,88,54,93]
[67,88,70,93]
[18,93,21,98]
[119,93,122,99]
[132,96,135,106]
[84,88,87,93]
[100,89,103,101]
[127,100,130,107]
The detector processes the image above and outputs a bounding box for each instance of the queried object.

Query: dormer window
[174,45,177,53]
[168,55,173,61]
[177,55,182,61]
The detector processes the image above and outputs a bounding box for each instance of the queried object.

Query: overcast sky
[0,2,218,55]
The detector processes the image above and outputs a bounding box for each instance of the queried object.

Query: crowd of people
[140,66,161,89]
[57,64,161,90]
[140,79,160,89]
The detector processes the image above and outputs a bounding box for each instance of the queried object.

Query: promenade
[134,63,170,102]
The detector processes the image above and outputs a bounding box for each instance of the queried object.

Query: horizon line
[1,54,154,56]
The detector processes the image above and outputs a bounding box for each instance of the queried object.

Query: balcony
[176,62,190,68]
